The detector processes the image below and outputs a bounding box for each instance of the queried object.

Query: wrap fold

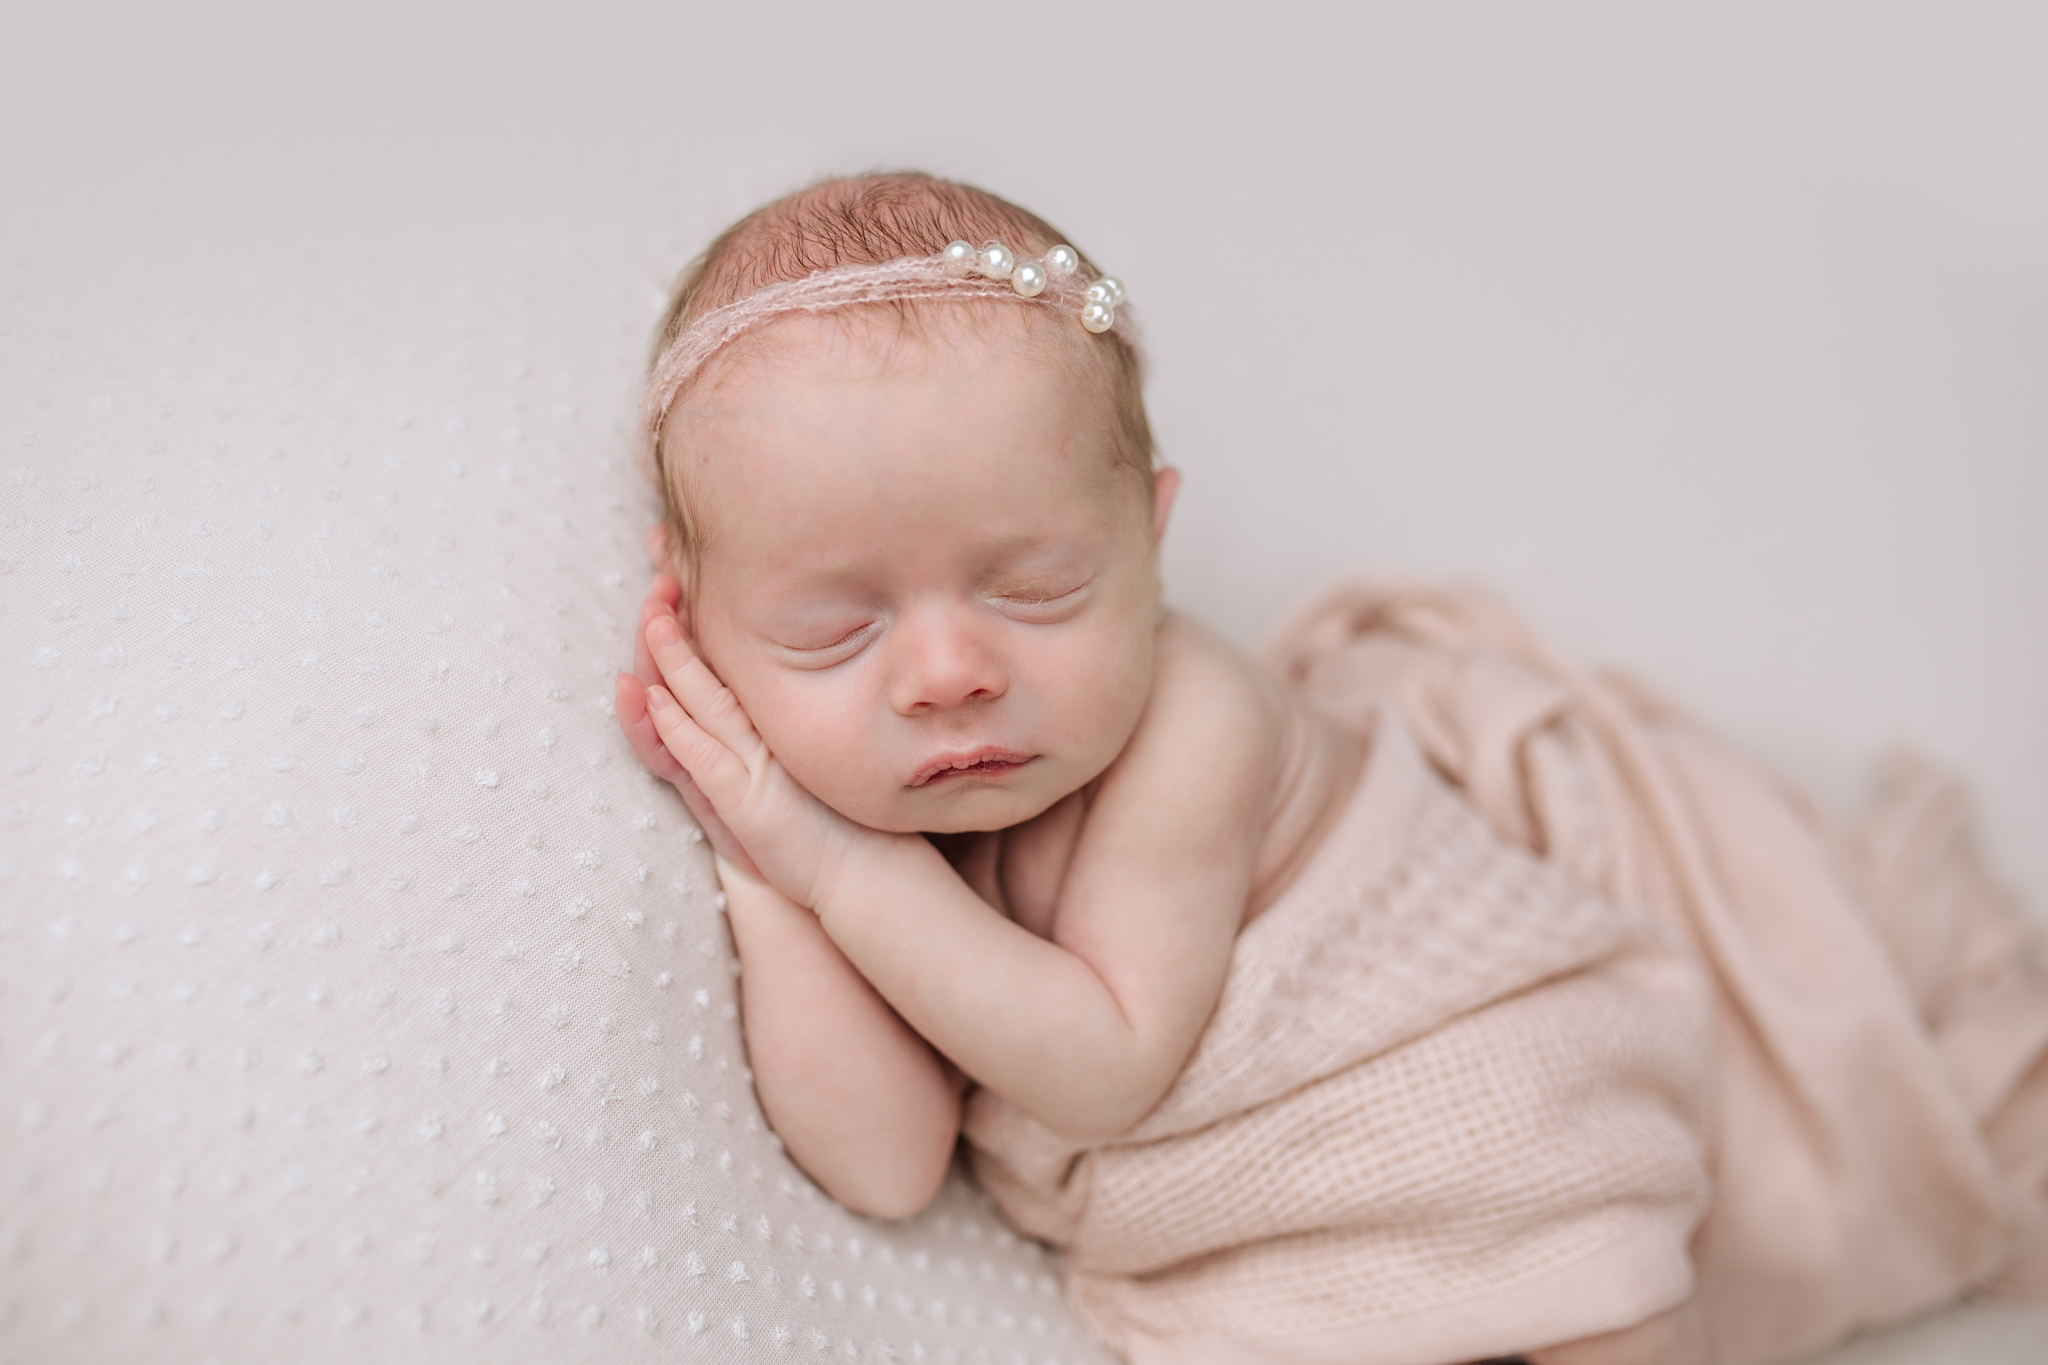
[966,580,2048,1365]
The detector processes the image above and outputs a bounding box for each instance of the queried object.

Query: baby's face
[670,312,1169,834]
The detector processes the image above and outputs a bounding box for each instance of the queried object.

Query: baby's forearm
[719,859,961,1219]
[815,834,1180,1141]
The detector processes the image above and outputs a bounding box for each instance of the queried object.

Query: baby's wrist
[714,852,808,928]
[809,824,913,923]
[713,851,773,896]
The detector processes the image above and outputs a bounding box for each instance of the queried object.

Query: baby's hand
[635,607,883,910]
[615,574,760,877]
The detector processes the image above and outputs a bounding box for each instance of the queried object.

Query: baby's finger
[614,673,689,784]
[634,597,667,686]
[617,674,764,879]
[644,684,752,807]
[646,622,760,758]
[634,575,684,686]
[644,608,703,675]
[645,611,721,700]
[670,659,762,759]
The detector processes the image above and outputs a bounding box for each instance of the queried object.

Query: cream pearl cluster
[939,239,1125,334]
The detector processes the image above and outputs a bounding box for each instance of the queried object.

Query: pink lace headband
[638,240,1134,471]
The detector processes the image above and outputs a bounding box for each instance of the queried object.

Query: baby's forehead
[660,297,1150,582]
[701,300,1087,396]
[681,326,1140,551]
[679,311,1130,507]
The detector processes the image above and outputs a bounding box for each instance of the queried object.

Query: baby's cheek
[1057,624,1154,745]
[732,668,898,825]
[769,716,892,823]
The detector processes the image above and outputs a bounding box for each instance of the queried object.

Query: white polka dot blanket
[0,231,1113,1365]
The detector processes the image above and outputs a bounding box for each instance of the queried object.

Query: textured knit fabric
[966,710,1717,1365]
[968,579,2048,1365]
[1266,581,2048,1363]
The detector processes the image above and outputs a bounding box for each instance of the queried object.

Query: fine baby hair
[641,173,1156,579]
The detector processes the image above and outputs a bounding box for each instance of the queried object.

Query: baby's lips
[909,749,1035,788]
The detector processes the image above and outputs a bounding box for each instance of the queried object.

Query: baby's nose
[887,610,1008,715]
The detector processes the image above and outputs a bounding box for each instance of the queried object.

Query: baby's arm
[717,857,963,1219]
[617,576,960,1217]
[811,618,1277,1139]
[642,612,1276,1144]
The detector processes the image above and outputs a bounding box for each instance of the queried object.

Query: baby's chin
[830,777,1076,836]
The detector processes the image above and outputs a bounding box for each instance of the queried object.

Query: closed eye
[774,621,878,667]
[994,580,1092,620]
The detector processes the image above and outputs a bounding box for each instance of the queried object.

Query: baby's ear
[1151,466,1182,546]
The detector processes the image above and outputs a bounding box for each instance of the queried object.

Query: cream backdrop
[3,3,2044,1362]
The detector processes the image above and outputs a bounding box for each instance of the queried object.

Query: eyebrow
[748,526,1102,588]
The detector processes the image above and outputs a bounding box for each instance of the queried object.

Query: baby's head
[644,173,1176,835]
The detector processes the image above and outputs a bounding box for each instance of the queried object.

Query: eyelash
[790,623,876,658]
[999,581,1087,608]
[779,583,1088,663]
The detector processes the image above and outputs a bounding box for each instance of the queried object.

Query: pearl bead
[1079,301,1115,334]
[1011,262,1047,297]
[1044,245,1080,275]
[976,242,1015,279]
[941,240,974,274]
[1084,280,1114,307]
[1087,276,1124,307]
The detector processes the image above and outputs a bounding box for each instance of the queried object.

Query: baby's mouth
[909,749,1036,789]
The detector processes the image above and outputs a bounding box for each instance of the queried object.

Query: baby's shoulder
[1110,610,1288,805]
[1150,610,1286,741]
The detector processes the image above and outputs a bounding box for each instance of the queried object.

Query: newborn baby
[615,174,2048,1365]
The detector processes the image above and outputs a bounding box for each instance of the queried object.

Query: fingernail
[646,686,673,711]
[649,616,681,648]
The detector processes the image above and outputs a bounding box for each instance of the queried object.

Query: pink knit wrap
[637,254,1138,475]
[967,579,2048,1365]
